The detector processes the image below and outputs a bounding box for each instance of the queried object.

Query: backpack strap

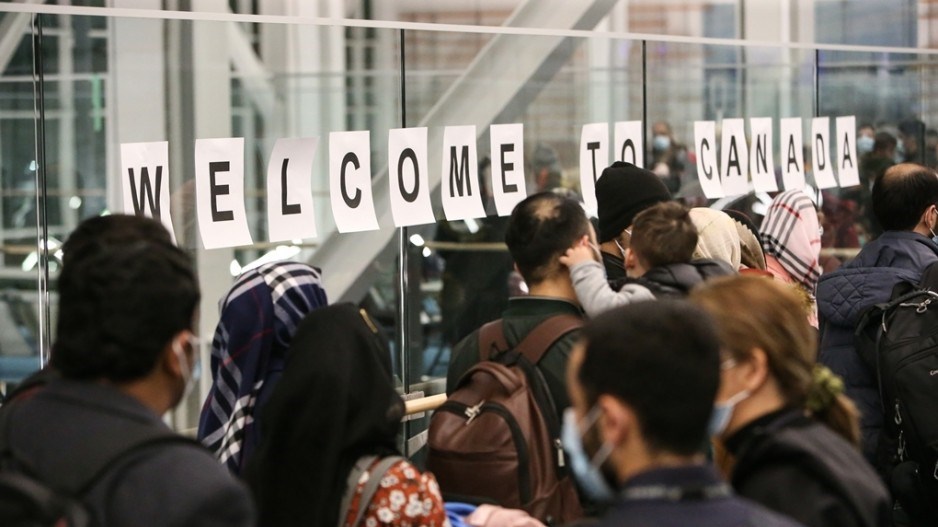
[514,314,584,365]
[0,397,199,497]
[340,455,405,527]
[478,320,510,361]
[479,314,583,365]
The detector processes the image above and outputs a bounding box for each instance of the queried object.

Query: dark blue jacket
[817,231,938,462]
[598,465,805,527]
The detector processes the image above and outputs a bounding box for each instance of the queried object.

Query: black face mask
[602,252,627,281]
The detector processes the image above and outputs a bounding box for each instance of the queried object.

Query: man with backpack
[0,216,254,526]
[817,163,938,465]
[432,192,592,523]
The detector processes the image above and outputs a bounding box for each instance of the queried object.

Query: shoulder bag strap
[514,314,584,365]
[478,319,509,361]
[338,455,377,527]
[347,456,406,527]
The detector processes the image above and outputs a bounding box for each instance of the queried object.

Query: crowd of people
[2,154,938,527]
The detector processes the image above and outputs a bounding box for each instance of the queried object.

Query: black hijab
[245,303,404,527]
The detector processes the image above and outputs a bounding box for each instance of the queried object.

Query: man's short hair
[873,132,897,154]
[872,163,938,231]
[630,202,698,269]
[53,222,199,382]
[505,192,590,285]
[61,214,174,268]
[577,300,720,456]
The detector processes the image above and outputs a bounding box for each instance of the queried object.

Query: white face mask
[172,334,201,401]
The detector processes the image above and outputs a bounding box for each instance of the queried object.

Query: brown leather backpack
[427,315,584,524]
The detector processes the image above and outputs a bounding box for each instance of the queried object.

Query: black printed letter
[701,138,714,179]
[500,143,517,193]
[587,141,601,183]
[815,134,827,170]
[621,139,637,165]
[449,145,472,198]
[398,148,420,203]
[128,166,163,219]
[787,135,801,172]
[209,161,234,222]
[280,158,301,215]
[340,152,362,208]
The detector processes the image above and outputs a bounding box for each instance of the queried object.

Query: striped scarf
[197,261,328,473]
[759,189,822,294]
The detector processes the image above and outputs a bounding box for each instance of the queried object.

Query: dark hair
[873,132,897,154]
[52,237,199,382]
[872,163,938,231]
[505,192,590,285]
[630,202,698,269]
[578,301,720,456]
[61,214,174,268]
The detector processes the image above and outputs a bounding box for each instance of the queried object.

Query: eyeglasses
[720,358,737,371]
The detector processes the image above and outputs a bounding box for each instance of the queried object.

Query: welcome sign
[120,115,861,249]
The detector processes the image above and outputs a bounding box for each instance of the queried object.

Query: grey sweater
[569,260,655,318]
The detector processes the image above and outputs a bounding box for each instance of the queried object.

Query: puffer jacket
[816,231,938,462]
[612,258,736,298]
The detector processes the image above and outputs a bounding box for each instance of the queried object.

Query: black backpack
[856,261,938,521]
[0,401,197,526]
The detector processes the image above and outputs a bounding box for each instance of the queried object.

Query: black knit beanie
[595,161,671,243]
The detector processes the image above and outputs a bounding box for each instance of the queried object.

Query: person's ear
[625,248,637,270]
[737,348,771,393]
[597,394,634,447]
[163,331,190,378]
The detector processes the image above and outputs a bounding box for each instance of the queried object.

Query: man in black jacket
[567,302,805,527]
[0,216,254,526]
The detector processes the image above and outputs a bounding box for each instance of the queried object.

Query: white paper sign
[614,120,644,167]
[194,137,253,249]
[490,123,526,217]
[329,131,379,233]
[388,127,434,227]
[811,117,838,189]
[120,141,176,243]
[579,122,609,217]
[694,121,724,198]
[749,118,778,193]
[721,118,749,197]
[441,126,485,221]
[266,137,318,242]
[780,118,806,191]
[836,115,861,187]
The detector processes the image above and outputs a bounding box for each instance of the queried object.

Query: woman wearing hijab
[197,261,328,473]
[759,189,823,327]
[689,208,742,270]
[245,303,448,527]
[691,276,891,527]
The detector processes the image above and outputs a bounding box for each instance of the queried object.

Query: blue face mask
[652,135,671,152]
[857,135,875,156]
[707,389,750,438]
[562,407,615,502]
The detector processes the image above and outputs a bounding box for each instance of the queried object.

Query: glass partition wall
[3,4,938,453]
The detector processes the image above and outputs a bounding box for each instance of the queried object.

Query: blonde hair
[690,275,860,446]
